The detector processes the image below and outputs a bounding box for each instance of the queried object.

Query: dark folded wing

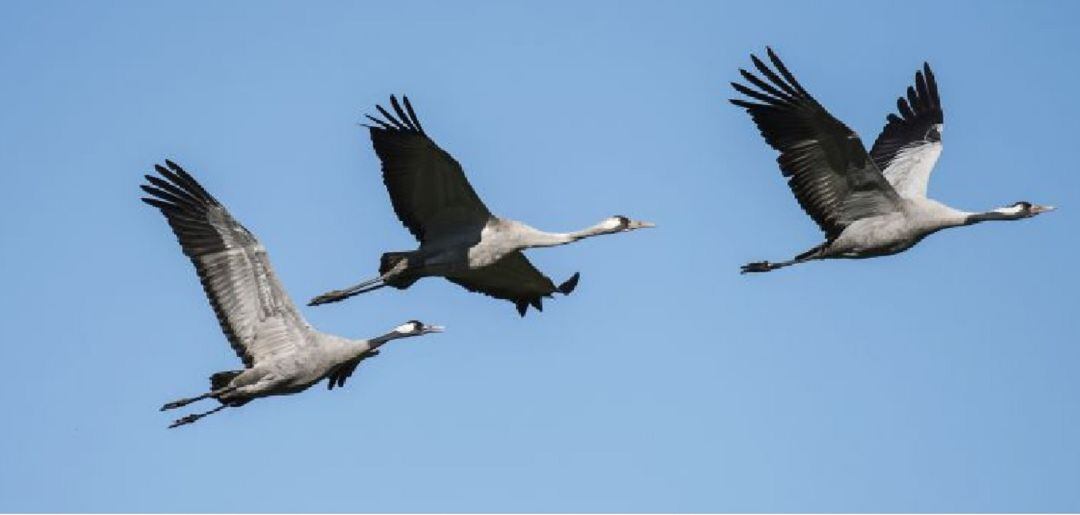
[446,252,576,317]
[731,48,902,240]
[326,350,379,390]
[367,95,493,242]
[869,62,944,198]
[141,160,311,367]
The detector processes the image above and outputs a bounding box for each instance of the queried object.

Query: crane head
[1002,201,1055,218]
[605,215,656,232]
[393,320,445,337]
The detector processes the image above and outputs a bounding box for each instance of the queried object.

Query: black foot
[741,261,774,274]
[168,414,200,428]
[308,292,342,306]
[161,399,190,411]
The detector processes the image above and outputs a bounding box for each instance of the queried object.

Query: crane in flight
[309,96,654,315]
[142,160,443,428]
[731,48,1053,273]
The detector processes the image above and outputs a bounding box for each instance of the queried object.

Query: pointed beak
[628,220,656,230]
[423,324,445,334]
[1032,205,1055,214]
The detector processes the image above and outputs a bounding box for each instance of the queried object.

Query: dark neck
[964,210,1025,225]
[367,331,405,351]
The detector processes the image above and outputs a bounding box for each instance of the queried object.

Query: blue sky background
[1,0,1077,512]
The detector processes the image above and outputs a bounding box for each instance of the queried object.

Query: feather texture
[731,48,902,240]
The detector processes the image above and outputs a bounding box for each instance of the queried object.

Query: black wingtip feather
[367,95,424,135]
[389,95,416,131]
[764,47,809,97]
[729,98,758,109]
[402,96,424,134]
[141,197,174,210]
[375,104,405,130]
[558,272,580,295]
[365,114,394,130]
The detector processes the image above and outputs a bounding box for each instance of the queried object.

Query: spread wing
[326,349,379,390]
[366,95,494,243]
[731,48,902,241]
[869,62,944,198]
[141,160,311,367]
[446,252,579,317]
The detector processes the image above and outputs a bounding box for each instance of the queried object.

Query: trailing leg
[308,253,413,306]
[160,385,236,411]
[740,243,826,274]
[168,404,228,429]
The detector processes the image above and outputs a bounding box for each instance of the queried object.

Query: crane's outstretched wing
[731,48,902,241]
[141,160,311,367]
[446,252,579,317]
[326,349,379,390]
[869,63,944,199]
[366,95,493,243]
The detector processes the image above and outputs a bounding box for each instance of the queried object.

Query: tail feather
[557,272,580,295]
[209,370,242,391]
[379,252,411,275]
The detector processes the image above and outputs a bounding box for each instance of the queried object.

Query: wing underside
[730,48,902,239]
[446,252,579,316]
[366,96,494,242]
[141,160,310,367]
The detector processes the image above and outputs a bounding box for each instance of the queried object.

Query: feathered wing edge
[365,95,425,135]
[869,62,944,172]
[140,160,259,367]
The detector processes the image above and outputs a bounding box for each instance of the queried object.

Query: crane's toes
[308,292,341,306]
[741,261,773,274]
[168,414,199,428]
[161,399,188,411]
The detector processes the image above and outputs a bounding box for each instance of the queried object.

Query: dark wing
[367,95,493,242]
[141,160,311,367]
[446,252,579,317]
[326,349,379,390]
[869,63,944,198]
[731,48,902,240]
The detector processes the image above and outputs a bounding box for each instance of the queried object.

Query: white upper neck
[518,219,619,249]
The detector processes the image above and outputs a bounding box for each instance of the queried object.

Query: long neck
[964,206,1027,225]
[520,221,613,249]
[367,331,406,352]
[333,331,404,364]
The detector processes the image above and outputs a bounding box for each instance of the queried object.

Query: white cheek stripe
[601,218,622,230]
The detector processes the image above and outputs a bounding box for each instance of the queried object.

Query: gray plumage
[142,161,442,428]
[731,48,1054,273]
[309,96,654,316]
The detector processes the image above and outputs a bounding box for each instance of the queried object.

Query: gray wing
[446,252,579,317]
[366,95,494,243]
[141,160,311,367]
[869,62,944,198]
[731,48,902,241]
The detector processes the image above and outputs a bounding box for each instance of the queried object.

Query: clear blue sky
[1,0,1077,511]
